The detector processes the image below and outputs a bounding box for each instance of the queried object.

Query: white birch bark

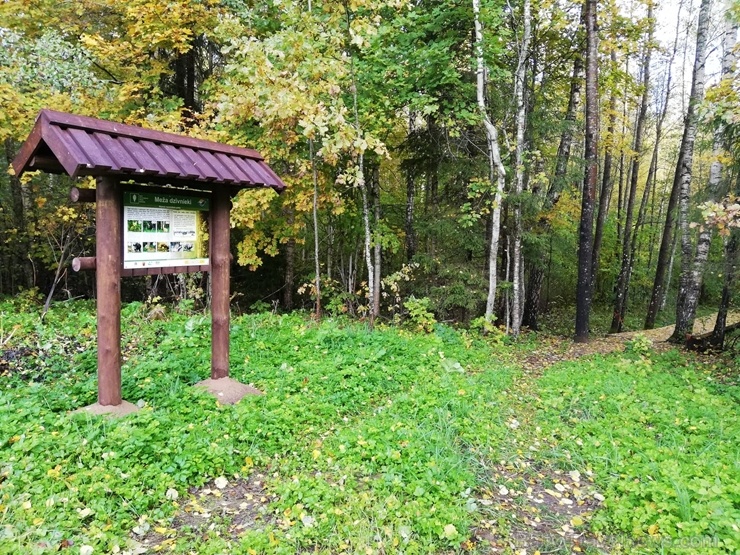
[474,0,507,320]
[511,0,531,336]
[671,0,713,341]
[679,1,736,337]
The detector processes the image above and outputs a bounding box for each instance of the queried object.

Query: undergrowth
[0,298,737,554]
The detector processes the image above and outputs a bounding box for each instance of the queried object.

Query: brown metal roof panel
[92,132,139,172]
[39,109,266,160]
[247,159,283,189]
[11,118,44,176]
[13,110,286,193]
[118,137,162,175]
[198,150,234,183]
[231,157,265,184]
[255,161,286,191]
[42,125,90,176]
[64,127,115,170]
[140,141,181,176]
[162,144,201,180]
[181,148,218,181]
[215,153,252,183]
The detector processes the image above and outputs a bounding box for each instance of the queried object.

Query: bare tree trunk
[675,2,736,342]
[591,50,618,295]
[710,232,738,348]
[511,0,531,336]
[310,139,321,318]
[344,1,375,326]
[283,208,295,311]
[669,0,712,343]
[610,6,653,333]
[3,139,30,290]
[645,19,680,273]
[371,162,382,319]
[405,117,417,262]
[646,0,706,329]
[575,0,599,342]
[474,0,507,321]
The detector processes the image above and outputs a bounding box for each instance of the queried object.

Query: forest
[0,0,738,343]
[1,1,740,554]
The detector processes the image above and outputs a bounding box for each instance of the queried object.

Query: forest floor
[481,312,740,554]
[520,310,740,373]
[0,300,738,555]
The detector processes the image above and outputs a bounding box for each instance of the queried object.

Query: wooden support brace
[70,187,97,203]
[72,257,97,271]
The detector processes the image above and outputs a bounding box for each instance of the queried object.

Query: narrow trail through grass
[478,334,740,555]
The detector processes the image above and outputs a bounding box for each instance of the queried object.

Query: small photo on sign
[157,242,170,253]
[142,242,156,253]
[157,221,171,233]
[127,220,142,232]
[143,220,157,233]
[127,242,142,253]
[182,242,194,252]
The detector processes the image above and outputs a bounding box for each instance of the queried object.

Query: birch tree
[473,0,507,321]
[668,0,713,342]
[511,0,531,336]
[646,0,712,330]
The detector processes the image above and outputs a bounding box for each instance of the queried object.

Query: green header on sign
[124,191,210,211]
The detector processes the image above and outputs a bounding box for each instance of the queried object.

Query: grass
[0,298,738,554]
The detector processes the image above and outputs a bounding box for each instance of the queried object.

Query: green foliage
[0,298,513,553]
[1,299,739,553]
[532,351,740,552]
[624,333,654,356]
[403,296,437,333]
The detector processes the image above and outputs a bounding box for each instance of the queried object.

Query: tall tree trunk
[710,232,738,348]
[283,208,295,311]
[575,0,599,342]
[310,139,321,318]
[674,2,736,342]
[645,0,707,329]
[646,0,682,275]
[474,0,507,321]
[4,139,30,290]
[405,117,417,262]
[344,1,375,326]
[615,57,630,255]
[371,162,382,319]
[610,7,653,333]
[523,46,583,329]
[511,0,531,336]
[591,50,618,295]
[669,0,712,343]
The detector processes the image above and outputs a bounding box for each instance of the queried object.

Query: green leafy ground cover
[0,299,738,554]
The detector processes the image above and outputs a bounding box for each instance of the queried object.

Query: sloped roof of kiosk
[12,109,286,192]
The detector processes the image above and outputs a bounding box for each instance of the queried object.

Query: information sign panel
[123,191,209,270]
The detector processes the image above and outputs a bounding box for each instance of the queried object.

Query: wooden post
[211,188,230,379]
[96,176,122,405]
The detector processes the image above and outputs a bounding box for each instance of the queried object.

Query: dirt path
[616,310,740,342]
[520,311,740,373]
[480,311,740,553]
